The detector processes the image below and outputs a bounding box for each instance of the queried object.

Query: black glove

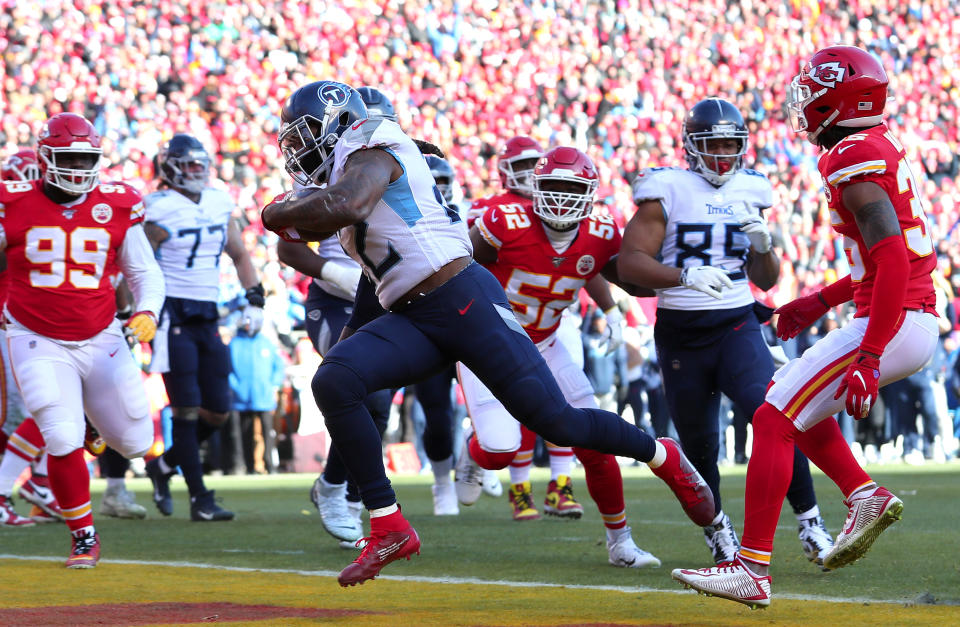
[245,284,266,308]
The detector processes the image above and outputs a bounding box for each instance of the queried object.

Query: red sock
[6,418,45,462]
[47,449,93,533]
[740,402,797,566]
[468,435,516,470]
[795,416,872,499]
[509,426,538,475]
[574,447,625,529]
[370,508,410,533]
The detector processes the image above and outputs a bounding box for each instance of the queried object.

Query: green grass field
[4,463,959,602]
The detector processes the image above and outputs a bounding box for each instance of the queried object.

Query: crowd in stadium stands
[2,0,958,466]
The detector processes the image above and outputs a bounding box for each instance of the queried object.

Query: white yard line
[0,553,910,605]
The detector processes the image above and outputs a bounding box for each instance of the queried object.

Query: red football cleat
[337,525,421,587]
[66,531,100,569]
[651,437,715,526]
[18,478,65,521]
[0,495,36,527]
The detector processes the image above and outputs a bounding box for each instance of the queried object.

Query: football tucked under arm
[261,189,337,242]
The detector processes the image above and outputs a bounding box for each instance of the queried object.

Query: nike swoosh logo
[490,213,498,222]
[109,348,119,357]
[852,370,866,388]
[351,120,367,130]
[458,299,475,315]
[733,321,746,331]
[837,145,853,154]
[197,511,214,520]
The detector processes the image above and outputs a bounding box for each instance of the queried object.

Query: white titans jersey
[632,166,773,311]
[331,118,472,308]
[144,187,234,302]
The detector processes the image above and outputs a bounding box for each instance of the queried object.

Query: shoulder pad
[96,182,143,206]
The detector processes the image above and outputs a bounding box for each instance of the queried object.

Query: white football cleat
[454,431,484,506]
[823,486,902,571]
[311,478,362,543]
[672,554,771,609]
[432,482,460,516]
[797,515,833,569]
[482,469,503,497]
[607,529,661,569]
[100,486,147,519]
[703,512,740,564]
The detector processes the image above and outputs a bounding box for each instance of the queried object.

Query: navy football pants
[314,263,656,509]
[657,309,818,517]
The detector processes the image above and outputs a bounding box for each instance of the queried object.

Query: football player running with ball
[671,46,939,608]
[0,113,164,567]
[261,81,715,587]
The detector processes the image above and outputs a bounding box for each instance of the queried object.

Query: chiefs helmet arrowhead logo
[809,62,846,88]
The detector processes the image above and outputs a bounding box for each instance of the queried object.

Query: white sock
[509,464,531,485]
[72,525,96,538]
[369,503,399,518]
[431,455,453,485]
[158,456,174,475]
[795,505,820,521]
[548,448,573,480]
[0,455,30,494]
[34,452,49,475]
[710,510,726,527]
[646,441,668,468]
[106,478,125,491]
[606,525,631,544]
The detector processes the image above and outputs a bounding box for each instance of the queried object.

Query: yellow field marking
[0,557,955,626]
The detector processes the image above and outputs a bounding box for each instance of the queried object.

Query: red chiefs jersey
[466,190,531,229]
[820,125,936,317]
[0,180,145,340]
[476,202,621,343]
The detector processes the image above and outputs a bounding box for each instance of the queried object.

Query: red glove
[260,192,292,233]
[835,351,880,419]
[774,292,829,340]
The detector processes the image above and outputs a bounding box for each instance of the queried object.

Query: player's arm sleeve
[117,223,166,318]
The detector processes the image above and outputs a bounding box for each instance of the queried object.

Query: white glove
[320,261,363,300]
[240,305,264,335]
[602,306,624,355]
[737,201,772,254]
[680,266,734,299]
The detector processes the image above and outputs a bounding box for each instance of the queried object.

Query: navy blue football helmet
[278,81,368,187]
[682,98,748,186]
[158,134,210,195]
[424,155,455,202]
[356,86,397,121]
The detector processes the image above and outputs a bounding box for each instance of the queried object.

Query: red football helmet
[37,112,103,194]
[497,135,543,197]
[531,146,598,231]
[1,149,40,181]
[787,45,888,143]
